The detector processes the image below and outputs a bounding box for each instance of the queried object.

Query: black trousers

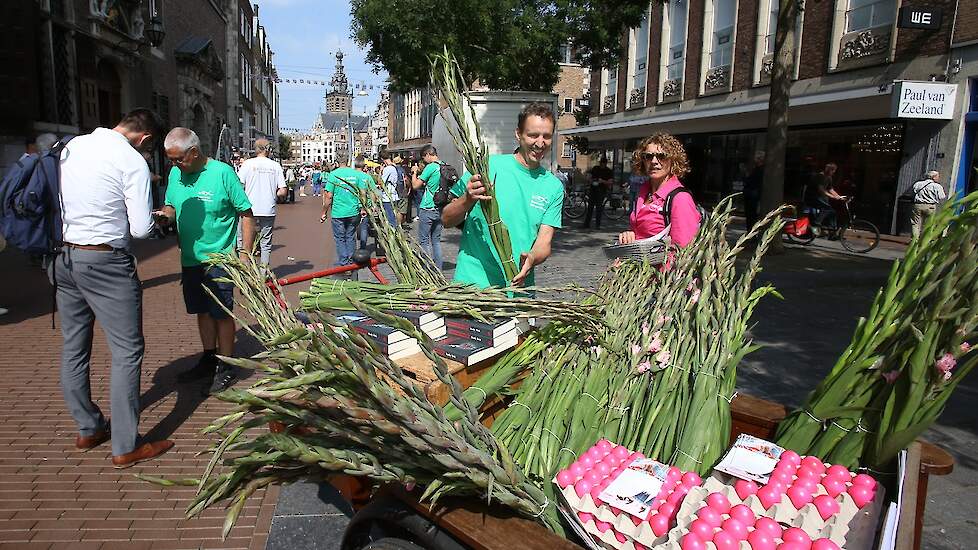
[585,186,607,227]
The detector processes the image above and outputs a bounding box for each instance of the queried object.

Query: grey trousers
[237,215,275,265]
[52,248,143,456]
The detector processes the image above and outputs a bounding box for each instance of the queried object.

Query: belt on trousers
[914,202,938,206]
[64,242,114,252]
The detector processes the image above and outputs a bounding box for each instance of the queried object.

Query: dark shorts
[181,265,234,319]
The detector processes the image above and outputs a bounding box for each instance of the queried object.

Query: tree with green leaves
[350,0,649,92]
[278,134,292,160]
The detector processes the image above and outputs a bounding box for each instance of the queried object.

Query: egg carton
[578,513,653,550]
[657,474,883,549]
[560,485,674,548]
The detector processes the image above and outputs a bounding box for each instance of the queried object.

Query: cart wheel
[363,538,427,550]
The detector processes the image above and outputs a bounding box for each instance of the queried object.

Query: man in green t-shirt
[155,128,255,394]
[411,145,445,269]
[442,103,563,288]
[320,153,371,267]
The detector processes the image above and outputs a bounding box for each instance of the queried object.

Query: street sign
[898,6,942,30]
[891,81,957,120]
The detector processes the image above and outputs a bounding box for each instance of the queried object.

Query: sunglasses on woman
[642,152,670,162]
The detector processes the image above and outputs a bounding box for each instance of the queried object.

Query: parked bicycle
[782,198,880,253]
[563,184,629,221]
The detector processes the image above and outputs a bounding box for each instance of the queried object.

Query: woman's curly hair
[632,133,690,179]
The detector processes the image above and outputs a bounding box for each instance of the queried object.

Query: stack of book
[388,310,447,339]
[333,312,423,360]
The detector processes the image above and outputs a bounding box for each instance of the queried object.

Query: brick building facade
[571,0,970,234]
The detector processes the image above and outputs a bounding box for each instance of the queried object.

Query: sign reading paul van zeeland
[891,81,958,120]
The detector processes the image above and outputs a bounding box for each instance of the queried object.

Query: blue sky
[253,0,388,132]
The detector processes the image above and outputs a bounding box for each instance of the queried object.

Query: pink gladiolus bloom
[690,289,701,303]
[881,370,899,384]
[655,350,671,365]
[637,361,652,373]
[935,353,956,374]
[631,344,642,355]
[642,323,650,336]
[648,337,663,353]
[961,342,972,353]
[943,371,952,381]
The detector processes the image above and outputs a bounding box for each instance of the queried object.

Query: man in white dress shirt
[910,170,946,238]
[53,109,174,468]
[236,138,287,265]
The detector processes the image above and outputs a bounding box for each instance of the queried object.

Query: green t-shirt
[450,154,564,288]
[165,159,252,267]
[418,162,441,210]
[325,167,370,218]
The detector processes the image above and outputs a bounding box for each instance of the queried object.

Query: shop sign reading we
[897,7,942,30]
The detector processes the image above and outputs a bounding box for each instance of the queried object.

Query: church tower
[324,50,352,114]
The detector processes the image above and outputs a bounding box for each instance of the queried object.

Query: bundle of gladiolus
[776,191,978,470]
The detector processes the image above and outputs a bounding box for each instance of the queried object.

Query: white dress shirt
[60,128,154,248]
[238,156,287,216]
[912,178,946,205]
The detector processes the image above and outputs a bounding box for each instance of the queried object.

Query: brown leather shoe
[75,429,110,452]
[111,440,174,469]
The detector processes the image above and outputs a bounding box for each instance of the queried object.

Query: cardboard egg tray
[654,473,884,549]
[560,485,672,548]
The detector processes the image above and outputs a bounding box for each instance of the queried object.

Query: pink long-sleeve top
[629,175,701,247]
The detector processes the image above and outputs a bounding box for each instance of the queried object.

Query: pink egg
[728,504,755,526]
[821,477,847,498]
[770,470,794,486]
[848,484,875,508]
[651,498,666,510]
[779,543,811,550]
[613,464,628,477]
[682,471,703,488]
[792,476,818,493]
[787,485,814,509]
[579,454,595,469]
[689,518,715,540]
[661,478,679,494]
[824,465,852,482]
[722,517,749,541]
[735,479,760,500]
[596,439,613,453]
[574,479,593,498]
[556,469,574,488]
[595,462,612,477]
[585,446,603,461]
[658,501,677,519]
[697,505,722,527]
[612,446,631,460]
[589,484,604,503]
[801,456,826,474]
[813,494,841,520]
[594,519,611,533]
[747,528,777,550]
[649,513,671,537]
[583,470,601,483]
[667,466,683,482]
[795,466,821,481]
[754,517,783,539]
[713,529,739,550]
[629,451,646,462]
[601,454,621,469]
[774,460,799,475]
[756,485,783,509]
[614,531,627,543]
[780,450,802,466]
[852,473,877,489]
[569,462,585,478]
[680,533,706,550]
[811,539,841,550]
[706,492,732,514]
[577,511,593,523]
[667,488,686,506]
[783,527,812,546]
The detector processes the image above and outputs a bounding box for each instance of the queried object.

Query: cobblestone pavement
[0,195,972,549]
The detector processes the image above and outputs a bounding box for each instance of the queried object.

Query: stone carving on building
[760,57,775,79]
[629,87,646,109]
[90,0,144,40]
[602,95,616,113]
[704,66,730,91]
[662,79,682,99]
[840,29,888,62]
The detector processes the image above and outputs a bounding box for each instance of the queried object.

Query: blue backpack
[0,139,69,256]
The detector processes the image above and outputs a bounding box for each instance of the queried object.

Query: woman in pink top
[618,133,701,247]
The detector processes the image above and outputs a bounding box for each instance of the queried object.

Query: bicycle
[783,198,880,253]
[563,187,588,219]
[602,186,629,221]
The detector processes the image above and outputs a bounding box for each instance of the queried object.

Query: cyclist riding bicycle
[804,162,847,231]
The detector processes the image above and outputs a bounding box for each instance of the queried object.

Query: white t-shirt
[381,164,400,202]
[238,156,286,216]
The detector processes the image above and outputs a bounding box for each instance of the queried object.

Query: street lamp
[146,15,165,47]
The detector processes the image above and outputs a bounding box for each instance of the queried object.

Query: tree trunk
[760,0,803,251]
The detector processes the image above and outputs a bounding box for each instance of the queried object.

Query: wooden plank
[896,442,922,550]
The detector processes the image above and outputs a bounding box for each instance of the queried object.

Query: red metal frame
[265,257,389,309]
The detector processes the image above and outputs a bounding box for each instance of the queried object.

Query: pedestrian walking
[380,152,400,226]
[156,128,256,394]
[320,152,370,267]
[236,139,287,265]
[742,151,765,230]
[299,165,309,197]
[442,103,564,287]
[285,165,297,203]
[911,170,946,238]
[311,165,323,197]
[412,146,446,269]
[54,108,174,468]
[584,157,614,229]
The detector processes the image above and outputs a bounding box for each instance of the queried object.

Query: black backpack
[662,186,709,227]
[432,162,460,209]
